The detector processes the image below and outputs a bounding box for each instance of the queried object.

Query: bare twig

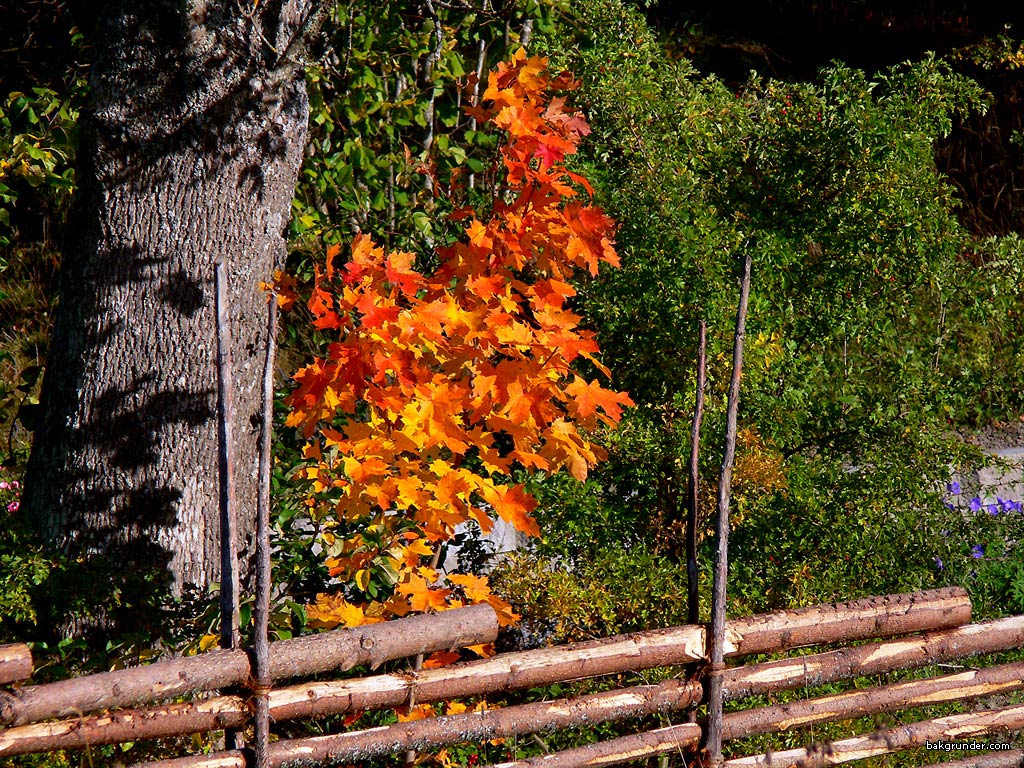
[421,0,445,193]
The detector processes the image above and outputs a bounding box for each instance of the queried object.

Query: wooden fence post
[706,250,752,767]
[251,291,278,767]
[214,259,240,653]
[686,318,707,626]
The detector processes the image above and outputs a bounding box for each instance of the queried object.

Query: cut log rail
[719,586,969,657]
[920,752,1024,768]
[723,613,1024,699]
[131,680,705,768]
[129,660,1024,768]
[724,703,1024,768]
[721,661,1024,740]
[0,603,498,726]
[0,644,32,685]
[474,661,1024,768]
[490,725,703,768]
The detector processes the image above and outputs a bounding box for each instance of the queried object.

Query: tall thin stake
[252,295,278,767]
[404,544,445,768]
[214,259,242,751]
[704,251,752,767]
[686,319,707,625]
[214,259,241,649]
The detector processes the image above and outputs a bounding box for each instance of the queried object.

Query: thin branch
[686,318,706,625]
[420,0,445,194]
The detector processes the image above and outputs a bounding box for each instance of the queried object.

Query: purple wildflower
[947,481,961,495]
[970,544,985,559]
[969,497,983,513]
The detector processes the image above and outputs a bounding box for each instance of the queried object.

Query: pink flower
[0,481,8,490]
[6,501,18,513]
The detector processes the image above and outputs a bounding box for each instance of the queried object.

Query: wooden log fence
[3,586,1022,768]
[7,612,1024,759]
[0,587,982,759]
[132,680,705,768]
[130,658,1024,768]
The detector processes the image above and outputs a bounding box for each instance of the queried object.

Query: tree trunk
[22,1,316,608]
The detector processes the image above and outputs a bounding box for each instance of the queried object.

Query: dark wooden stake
[686,319,707,625]
[214,259,241,652]
[252,294,278,767]
[215,259,243,753]
[404,542,445,767]
[705,250,752,768]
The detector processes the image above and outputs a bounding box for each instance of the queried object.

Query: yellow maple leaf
[397,703,435,722]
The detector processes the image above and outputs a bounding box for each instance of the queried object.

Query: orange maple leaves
[286,48,632,631]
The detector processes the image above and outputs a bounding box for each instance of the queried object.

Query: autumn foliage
[283,49,631,635]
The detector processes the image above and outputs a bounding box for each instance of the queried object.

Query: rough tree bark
[22,1,326,602]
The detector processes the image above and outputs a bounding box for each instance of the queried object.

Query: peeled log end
[0,643,32,684]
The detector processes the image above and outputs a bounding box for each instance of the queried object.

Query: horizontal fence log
[487,723,702,768]
[721,661,1024,740]
[0,644,32,685]
[0,592,990,758]
[722,587,969,657]
[267,623,706,723]
[723,614,1024,700]
[919,750,1024,768]
[129,679,704,768]
[0,603,497,727]
[0,697,251,759]
[723,703,1024,768]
